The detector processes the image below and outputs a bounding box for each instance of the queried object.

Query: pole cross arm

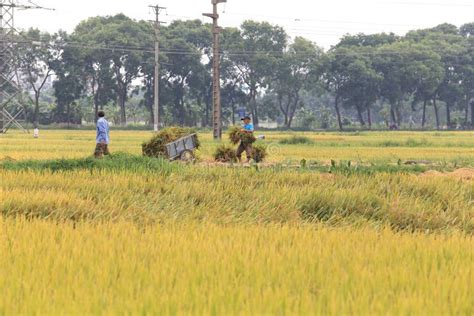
[202,13,217,19]
[212,0,227,4]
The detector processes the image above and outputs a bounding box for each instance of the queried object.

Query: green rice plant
[0,153,178,175]
[279,135,314,145]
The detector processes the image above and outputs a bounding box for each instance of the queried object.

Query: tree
[459,24,474,127]
[159,20,211,126]
[72,14,152,125]
[273,37,323,128]
[17,29,59,127]
[325,47,381,129]
[47,31,84,124]
[223,21,287,127]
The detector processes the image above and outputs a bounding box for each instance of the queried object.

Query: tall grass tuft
[279,135,314,145]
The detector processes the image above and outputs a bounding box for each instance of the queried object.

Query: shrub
[142,127,200,158]
[213,145,238,163]
[279,135,314,145]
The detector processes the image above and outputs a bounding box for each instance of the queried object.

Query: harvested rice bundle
[228,126,257,145]
[142,127,200,158]
[252,144,267,163]
[228,126,241,145]
[213,144,238,163]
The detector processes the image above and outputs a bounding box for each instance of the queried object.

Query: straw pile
[142,127,200,158]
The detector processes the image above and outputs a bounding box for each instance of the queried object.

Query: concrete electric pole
[149,4,166,132]
[203,0,226,140]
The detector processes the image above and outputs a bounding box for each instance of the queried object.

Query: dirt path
[420,168,474,180]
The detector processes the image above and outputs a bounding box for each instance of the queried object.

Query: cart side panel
[166,143,178,158]
[184,136,195,150]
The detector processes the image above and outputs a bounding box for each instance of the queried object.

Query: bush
[142,127,200,158]
[213,145,238,163]
[279,135,314,145]
[228,126,256,145]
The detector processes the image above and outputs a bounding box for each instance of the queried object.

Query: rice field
[1,129,473,314]
[1,129,474,164]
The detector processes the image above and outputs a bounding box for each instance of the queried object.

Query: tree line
[15,15,474,130]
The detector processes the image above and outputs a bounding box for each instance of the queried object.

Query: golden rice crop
[0,218,472,314]
[0,129,473,314]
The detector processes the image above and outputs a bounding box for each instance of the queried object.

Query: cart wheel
[180,150,195,162]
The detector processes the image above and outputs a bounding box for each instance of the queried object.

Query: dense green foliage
[15,18,474,130]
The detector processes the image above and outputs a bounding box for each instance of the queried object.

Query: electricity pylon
[0,0,53,133]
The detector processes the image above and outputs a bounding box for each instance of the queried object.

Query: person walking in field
[94,110,110,158]
[236,116,255,163]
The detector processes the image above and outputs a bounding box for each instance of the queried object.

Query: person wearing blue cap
[236,116,254,163]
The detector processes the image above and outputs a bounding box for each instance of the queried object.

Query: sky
[14,0,474,49]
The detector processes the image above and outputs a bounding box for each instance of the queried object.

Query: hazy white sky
[15,0,474,48]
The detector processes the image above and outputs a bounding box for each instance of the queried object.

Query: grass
[0,152,179,174]
[279,135,314,145]
[0,129,473,314]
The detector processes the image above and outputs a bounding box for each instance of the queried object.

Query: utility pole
[203,0,226,140]
[149,4,166,132]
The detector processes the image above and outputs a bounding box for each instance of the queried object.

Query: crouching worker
[94,110,110,158]
[236,116,254,163]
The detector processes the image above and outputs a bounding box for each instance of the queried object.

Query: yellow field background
[2,129,474,163]
[1,130,473,314]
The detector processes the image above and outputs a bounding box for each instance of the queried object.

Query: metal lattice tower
[0,0,52,133]
[0,0,27,133]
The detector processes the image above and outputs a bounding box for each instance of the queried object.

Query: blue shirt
[96,117,110,144]
[243,123,254,132]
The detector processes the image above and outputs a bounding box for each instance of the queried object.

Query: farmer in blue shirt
[94,110,110,158]
[236,116,255,163]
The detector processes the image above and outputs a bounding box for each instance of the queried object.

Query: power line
[222,12,433,28]
[15,34,470,60]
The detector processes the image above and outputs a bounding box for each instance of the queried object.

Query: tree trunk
[396,101,403,126]
[356,105,366,127]
[390,102,397,125]
[421,99,427,129]
[446,102,452,129]
[33,94,40,128]
[250,90,259,128]
[367,106,372,129]
[464,98,469,126]
[471,101,474,128]
[433,97,440,130]
[119,93,127,126]
[231,101,236,126]
[287,95,299,129]
[66,102,71,128]
[390,108,397,126]
[334,95,343,131]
